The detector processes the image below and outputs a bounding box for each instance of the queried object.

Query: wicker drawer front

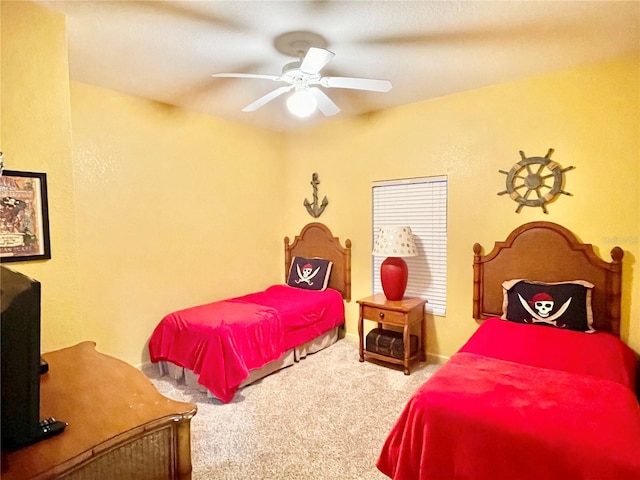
[361,305,405,325]
[63,425,177,480]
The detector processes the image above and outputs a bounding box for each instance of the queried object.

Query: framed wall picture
[0,170,51,262]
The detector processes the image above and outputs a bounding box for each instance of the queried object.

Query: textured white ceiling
[37,0,640,131]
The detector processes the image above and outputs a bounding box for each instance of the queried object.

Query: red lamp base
[380,257,409,301]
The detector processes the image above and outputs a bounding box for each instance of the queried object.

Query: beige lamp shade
[372,226,418,258]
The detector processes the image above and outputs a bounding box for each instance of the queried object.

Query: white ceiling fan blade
[212,73,282,81]
[308,87,340,116]
[321,77,392,92]
[300,47,335,75]
[242,85,293,112]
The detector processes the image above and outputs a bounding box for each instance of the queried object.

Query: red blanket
[149,285,344,403]
[460,318,637,389]
[377,319,640,480]
[231,285,345,350]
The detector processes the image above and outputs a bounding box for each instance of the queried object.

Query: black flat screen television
[1,266,65,448]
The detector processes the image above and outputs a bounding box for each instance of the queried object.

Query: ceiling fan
[211,32,392,118]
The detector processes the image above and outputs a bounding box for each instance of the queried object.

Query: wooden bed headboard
[284,223,352,301]
[473,221,623,336]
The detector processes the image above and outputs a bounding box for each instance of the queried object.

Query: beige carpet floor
[144,339,440,480]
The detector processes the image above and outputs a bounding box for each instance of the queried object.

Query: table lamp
[372,226,418,301]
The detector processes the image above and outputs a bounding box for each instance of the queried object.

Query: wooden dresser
[1,342,197,480]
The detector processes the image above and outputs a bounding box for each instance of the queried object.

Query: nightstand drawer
[361,305,405,326]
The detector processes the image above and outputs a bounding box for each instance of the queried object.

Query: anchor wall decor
[304,172,329,218]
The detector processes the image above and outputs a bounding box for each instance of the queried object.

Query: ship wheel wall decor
[498,148,574,214]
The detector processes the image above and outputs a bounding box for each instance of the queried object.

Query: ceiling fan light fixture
[214,33,388,117]
[286,89,317,118]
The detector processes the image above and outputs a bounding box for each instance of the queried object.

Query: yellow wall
[70,83,285,362]
[2,1,285,363]
[1,0,83,350]
[283,56,640,357]
[2,1,639,366]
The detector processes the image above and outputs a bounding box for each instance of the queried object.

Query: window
[372,176,448,315]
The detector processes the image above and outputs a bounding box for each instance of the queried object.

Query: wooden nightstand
[357,294,427,375]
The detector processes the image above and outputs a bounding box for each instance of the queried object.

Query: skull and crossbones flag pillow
[287,256,333,291]
[501,279,595,332]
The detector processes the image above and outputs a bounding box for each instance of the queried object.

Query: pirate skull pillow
[286,256,333,292]
[501,279,595,332]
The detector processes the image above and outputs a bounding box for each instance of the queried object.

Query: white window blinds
[372,176,448,315]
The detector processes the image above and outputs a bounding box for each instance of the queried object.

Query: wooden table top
[357,293,427,312]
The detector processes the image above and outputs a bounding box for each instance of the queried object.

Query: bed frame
[473,221,623,336]
[158,222,352,400]
[285,222,352,301]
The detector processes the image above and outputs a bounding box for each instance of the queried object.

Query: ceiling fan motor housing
[273,31,329,58]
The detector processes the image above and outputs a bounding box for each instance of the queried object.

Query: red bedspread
[148,285,344,403]
[459,318,637,389]
[377,318,640,480]
[231,285,345,350]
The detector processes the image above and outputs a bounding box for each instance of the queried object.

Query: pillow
[501,279,595,332]
[286,256,333,291]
